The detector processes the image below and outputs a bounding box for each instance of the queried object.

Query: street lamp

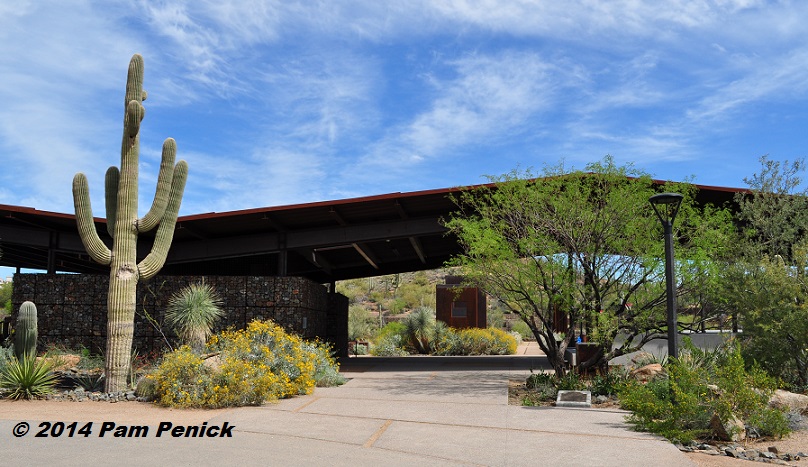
[649,192,684,360]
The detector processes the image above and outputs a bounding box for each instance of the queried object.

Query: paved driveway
[0,354,693,466]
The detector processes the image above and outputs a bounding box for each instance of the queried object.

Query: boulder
[710,412,746,442]
[768,389,808,414]
[629,363,665,383]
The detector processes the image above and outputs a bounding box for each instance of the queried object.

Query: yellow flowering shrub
[150,319,342,408]
[433,327,518,355]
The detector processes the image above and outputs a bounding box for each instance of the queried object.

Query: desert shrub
[0,346,13,372]
[618,341,790,443]
[0,355,58,400]
[619,362,712,443]
[376,321,407,342]
[523,373,558,406]
[302,340,346,387]
[522,369,627,406]
[554,369,587,391]
[348,305,376,341]
[590,368,629,397]
[435,327,517,356]
[149,319,342,408]
[510,320,533,340]
[370,334,408,356]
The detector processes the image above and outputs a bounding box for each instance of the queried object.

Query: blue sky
[2,1,808,221]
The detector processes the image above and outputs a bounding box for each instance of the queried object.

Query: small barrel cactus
[14,301,38,360]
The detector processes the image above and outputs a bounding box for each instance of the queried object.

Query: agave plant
[0,355,58,400]
[165,282,224,351]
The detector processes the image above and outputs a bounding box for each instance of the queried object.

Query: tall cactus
[72,54,188,392]
[14,301,38,361]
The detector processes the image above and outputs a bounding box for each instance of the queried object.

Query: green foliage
[444,156,733,374]
[14,301,37,361]
[510,320,532,340]
[523,373,559,405]
[370,333,408,356]
[720,156,808,388]
[71,373,105,392]
[165,282,224,351]
[618,341,790,444]
[304,340,346,387]
[149,320,342,408]
[522,368,629,405]
[337,272,438,322]
[486,304,505,328]
[434,327,518,356]
[0,346,13,373]
[719,251,808,388]
[404,307,436,353]
[590,368,629,397]
[0,355,58,400]
[734,155,808,262]
[348,304,376,341]
[0,281,12,315]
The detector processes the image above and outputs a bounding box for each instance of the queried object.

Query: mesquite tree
[444,157,732,374]
[73,54,188,392]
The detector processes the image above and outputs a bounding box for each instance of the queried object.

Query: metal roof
[0,180,744,283]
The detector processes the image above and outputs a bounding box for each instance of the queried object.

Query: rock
[768,389,808,414]
[594,395,609,404]
[768,446,780,455]
[629,363,665,383]
[202,353,222,372]
[710,413,746,442]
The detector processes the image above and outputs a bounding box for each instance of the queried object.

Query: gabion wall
[11,274,348,357]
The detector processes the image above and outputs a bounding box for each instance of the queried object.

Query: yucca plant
[165,282,224,351]
[0,355,58,400]
[404,307,436,354]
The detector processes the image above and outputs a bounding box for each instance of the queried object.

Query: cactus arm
[138,160,188,280]
[72,173,112,265]
[136,138,176,233]
[124,54,145,108]
[104,166,119,237]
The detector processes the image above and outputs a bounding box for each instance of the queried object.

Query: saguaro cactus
[73,54,188,392]
[14,301,38,361]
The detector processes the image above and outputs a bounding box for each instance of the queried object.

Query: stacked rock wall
[11,274,347,356]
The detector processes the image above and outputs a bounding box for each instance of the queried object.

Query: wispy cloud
[2,0,808,218]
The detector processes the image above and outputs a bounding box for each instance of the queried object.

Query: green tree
[722,156,808,388]
[735,155,808,262]
[722,253,808,388]
[0,281,12,315]
[444,157,731,374]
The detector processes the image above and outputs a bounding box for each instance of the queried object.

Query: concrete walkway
[0,351,694,466]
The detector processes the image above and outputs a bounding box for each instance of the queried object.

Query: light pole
[649,192,684,360]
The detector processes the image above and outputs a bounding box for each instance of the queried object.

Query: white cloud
[352,51,572,178]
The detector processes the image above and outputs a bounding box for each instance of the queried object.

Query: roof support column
[277,233,288,277]
[47,231,57,274]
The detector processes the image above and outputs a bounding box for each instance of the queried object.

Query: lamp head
[649,192,684,224]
